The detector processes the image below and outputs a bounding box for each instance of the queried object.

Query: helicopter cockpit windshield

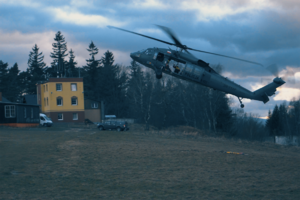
[144,49,154,56]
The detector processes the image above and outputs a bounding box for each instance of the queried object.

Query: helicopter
[108,25,285,108]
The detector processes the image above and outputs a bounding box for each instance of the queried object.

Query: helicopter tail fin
[253,77,285,103]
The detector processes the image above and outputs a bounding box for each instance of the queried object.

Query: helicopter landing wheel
[238,97,244,109]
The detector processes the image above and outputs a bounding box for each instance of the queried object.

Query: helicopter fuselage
[130,47,285,104]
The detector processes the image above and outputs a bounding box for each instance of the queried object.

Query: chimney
[0,92,2,102]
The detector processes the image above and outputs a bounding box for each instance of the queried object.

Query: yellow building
[37,78,85,123]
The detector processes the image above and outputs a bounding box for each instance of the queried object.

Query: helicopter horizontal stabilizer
[252,77,285,103]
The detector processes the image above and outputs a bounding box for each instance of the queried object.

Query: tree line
[1,30,299,138]
[266,100,300,136]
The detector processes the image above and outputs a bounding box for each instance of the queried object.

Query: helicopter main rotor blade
[108,26,175,46]
[108,25,263,67]
[156,25,262,66]
[155,25,184,48]
[187,47,263,66]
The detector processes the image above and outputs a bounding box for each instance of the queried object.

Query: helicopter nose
[130,53,134,59]
[130,52,140,59]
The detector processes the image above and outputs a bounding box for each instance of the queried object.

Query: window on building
[58,113,63,120]
[24,108,26,118]
[57,97,63,106]
[44,98,46,107]
[73,113,78,120]
[46,84,48,91]
[5,105,16,118]
[47,97,48,106]
[91,103,98,108]
[71,83,77,91]
[71,96,78,105]
[43,85,45,92]
[56,83,62,91]
[31,108,33,118]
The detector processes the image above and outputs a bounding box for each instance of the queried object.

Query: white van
[40,113,53,127]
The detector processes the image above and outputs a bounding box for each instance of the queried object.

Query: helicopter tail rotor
[265,64,298,84]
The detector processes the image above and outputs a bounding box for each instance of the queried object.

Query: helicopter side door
[155,52,165,62]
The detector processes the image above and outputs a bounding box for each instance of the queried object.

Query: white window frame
[5,105,16,118]
[71,83,77,91]
[91,103,98,108]
[57,97,63,106]
[58,113,63,120]
[71,97,78,106]
[56,83,62,91]
[73,113,78,120]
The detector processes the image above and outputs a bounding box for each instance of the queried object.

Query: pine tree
[83,41,100,99]
[96,50,124,116]
[266,110,272,131]
[66,49,78,77]
[101,50,114,68]
[27,44,46,94]
[269,105,280,136]
[0,60,9,94]
[18,70,31,97]
[279,103,289,135]
[6,63,21,102]
[50,31,68,77]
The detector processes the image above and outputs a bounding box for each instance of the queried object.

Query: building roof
[0,101,39,107]
[24,95,37,105]
[1,96,11,103]
[38,78,83,84]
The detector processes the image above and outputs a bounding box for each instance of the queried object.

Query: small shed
[0,102,40,127]
[84,99,102,123]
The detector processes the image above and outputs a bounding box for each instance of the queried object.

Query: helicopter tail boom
[252,77,285,103]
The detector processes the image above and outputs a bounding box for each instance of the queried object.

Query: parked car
[97,120,129,131]
[40,113,53,127]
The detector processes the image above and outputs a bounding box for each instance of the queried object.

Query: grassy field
[0,126,300,200]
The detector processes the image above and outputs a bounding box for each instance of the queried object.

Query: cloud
[179,0,275,21]
[0,30,56,70]
[132,0,168,9]
[274,87,300,101]
[50,7,126,28]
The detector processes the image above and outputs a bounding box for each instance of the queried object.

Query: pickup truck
[97,120,129,131]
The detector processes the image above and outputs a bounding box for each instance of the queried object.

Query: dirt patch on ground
[0,127,300,199]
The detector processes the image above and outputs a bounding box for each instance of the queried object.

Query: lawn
[0,126,300,199]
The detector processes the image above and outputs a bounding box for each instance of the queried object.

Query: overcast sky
[0,0,299,117]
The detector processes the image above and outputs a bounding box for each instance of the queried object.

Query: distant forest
[0,31,299,139]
